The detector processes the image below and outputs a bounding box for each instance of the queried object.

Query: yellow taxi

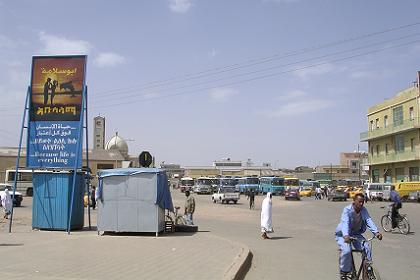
[348,187,364,199]
[299,187,314,197]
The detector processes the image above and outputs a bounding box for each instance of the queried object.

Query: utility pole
[358,144,361,185]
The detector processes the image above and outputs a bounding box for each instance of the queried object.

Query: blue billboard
[26,56,86,169]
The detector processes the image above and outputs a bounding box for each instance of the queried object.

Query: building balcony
[368,150,420,165]
[360,118,420,142]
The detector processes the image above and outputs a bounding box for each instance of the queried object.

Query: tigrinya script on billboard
[27,55,87,169]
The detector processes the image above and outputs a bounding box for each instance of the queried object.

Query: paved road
[171,191,420,280]
[3,191,419,280]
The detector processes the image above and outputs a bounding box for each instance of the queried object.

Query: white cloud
[258,99,333,118]
[169,0,193,13]
[276,89,307,101]
[209,88,238,103]
[294,63,335,80]
[38,31,92,54]
[94,52,126,68]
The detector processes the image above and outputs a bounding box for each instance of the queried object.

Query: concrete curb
[223,244,253,280]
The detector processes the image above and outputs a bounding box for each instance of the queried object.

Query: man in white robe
[1,187,12,219]
[260,192,273,239]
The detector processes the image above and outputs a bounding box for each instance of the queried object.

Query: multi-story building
[360,77,420,183]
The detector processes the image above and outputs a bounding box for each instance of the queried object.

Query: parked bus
[259,177,285,195]
[395,182,420,200]
[210,178,220,192]
[219,177,238,189]
[193,177,213,194]
[179,177,194,192]
[317,179,332,188]
[284,177,300,189]
[5,169,38,196]
[237,177,260,194]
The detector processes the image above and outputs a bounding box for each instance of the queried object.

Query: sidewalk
[0,213,251,280]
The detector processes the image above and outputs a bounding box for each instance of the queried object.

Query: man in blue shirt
[335,193,382,279]
[390,185,402,229]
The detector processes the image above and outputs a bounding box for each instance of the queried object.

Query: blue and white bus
[218,177,239,191]
[259,177,285,195]
[237,177,260,194]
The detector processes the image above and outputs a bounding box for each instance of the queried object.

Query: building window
[375,118,379,129]
[409,107,414,121]
[370,145,374,156]
[409,167,419,181]
[384,169,392,183]
[411,138,415,151]
[370,120,374,131]
[376,145,380,156]
[395,134,405,153]
[384,115,388,128]
[372,169,380,183]
[395,167,405,182]
[393,106,403,126]
[385,144,389,155]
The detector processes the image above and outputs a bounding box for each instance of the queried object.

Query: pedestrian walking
[184,190,195,225]
[260,192,273,239]
[247,189,255,210]
[315,186,322,200]
[1,187,12,219]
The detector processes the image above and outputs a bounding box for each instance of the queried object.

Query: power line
[90,33,420,106]
[90,21,420,98]
[1,21,420,114]
[90,37,420,109]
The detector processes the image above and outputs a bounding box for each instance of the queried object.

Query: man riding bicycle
[335,193,382,279]
[390,185,402,229]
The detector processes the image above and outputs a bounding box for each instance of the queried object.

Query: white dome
[105,132,128,158]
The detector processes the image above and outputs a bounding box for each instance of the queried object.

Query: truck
[212,187,240,204]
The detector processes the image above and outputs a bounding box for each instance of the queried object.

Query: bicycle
[165,206,186,232]
[380,204,410,235]
[340,236,381,280]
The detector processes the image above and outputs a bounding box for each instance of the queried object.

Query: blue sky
[1,0,420,168]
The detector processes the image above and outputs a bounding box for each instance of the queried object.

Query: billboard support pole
[67,85,87,234]
[84,86,91,229]
[9,87,30,233]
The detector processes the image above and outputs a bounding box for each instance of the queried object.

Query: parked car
[0,183,23,207]
[212,187,240,204]
[328,188,347,201]
[348,187,364,199]
[408,191,420,203]
[299,187,314,197]
[285,187,300,200]
[365,183,392,201]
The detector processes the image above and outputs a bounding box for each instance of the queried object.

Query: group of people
[314,186,325,199]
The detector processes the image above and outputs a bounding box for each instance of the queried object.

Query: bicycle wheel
[398,216,410,235]
[380,215,392,232]
[176,215,186,226]
[364,264,381,280]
